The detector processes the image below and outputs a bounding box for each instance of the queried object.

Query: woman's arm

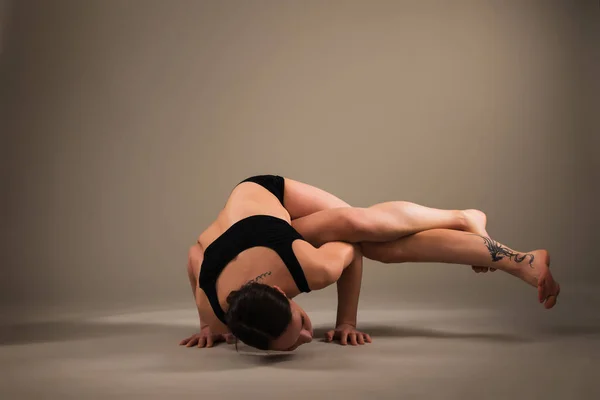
[186,245,207,329]
[300,241,356,290]
[181,245,232,348]
[299,239,370,345]
[301,240,362,323]
[186,246,229,334]
[333,244,363,328]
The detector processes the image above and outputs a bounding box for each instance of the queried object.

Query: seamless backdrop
[1,0,598,320]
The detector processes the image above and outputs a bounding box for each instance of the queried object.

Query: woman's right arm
[186,245,207,329]
[180,246,231,348]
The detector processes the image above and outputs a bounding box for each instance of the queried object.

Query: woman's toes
[545,295,557,309]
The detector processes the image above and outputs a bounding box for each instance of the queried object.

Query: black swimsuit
[199,175,311,325]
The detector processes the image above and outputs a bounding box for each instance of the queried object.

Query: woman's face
[269,300,313,351]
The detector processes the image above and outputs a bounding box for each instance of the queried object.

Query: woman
[180,175,560,351]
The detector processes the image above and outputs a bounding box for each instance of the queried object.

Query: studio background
[2,0,597,320]
[2,1,599,399]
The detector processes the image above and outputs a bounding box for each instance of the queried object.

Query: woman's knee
[338,207,380,241]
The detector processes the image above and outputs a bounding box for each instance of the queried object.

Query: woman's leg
[284,178,483,237]
[282,177,351,218]
[283,177,492,271]
[360,229,560,309]
[281,178,559,307]
[292,202,488,245]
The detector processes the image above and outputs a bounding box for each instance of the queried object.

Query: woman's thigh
[283,177,351,220]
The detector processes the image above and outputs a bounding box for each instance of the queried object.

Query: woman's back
[197,181,292,249]
[193,181,312,330]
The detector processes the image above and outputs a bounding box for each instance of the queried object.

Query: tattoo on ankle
[250,271,272,283]
[471,235,535,268]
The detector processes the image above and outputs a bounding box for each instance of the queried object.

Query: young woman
[180,175,560,351]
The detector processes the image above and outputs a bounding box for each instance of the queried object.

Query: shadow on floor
[0,319,259,372]
[311,323,600,342]
[543,325,600,337]
[0,320,522,346]
[2,319,599,347]
[313,324,533,343]
[2,319,600,373]
[0,319,192,346]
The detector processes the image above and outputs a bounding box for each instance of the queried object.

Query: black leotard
[198,175,311,325]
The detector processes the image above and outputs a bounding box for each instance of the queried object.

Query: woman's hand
[179,326,235,348]
[325,323,372,346]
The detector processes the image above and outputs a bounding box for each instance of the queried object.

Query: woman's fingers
[186,336,199,347]
[357,334,365,345]
[324,330,335,342]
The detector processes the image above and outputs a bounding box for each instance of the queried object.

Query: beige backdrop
[2,0,597,319]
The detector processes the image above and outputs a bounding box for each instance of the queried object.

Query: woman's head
[225,281,313,351]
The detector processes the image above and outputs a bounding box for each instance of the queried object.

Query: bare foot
[461,209,496,273]
[513,249,560,309]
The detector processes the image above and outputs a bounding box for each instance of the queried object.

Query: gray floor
[2,297,599,400]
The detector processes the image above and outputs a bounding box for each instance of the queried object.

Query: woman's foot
[511,249,560,309]
[461,209,496,273]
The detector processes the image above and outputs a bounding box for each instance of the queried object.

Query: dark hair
[225,281,292,350]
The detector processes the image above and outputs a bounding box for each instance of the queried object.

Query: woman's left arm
[334,245,363,328]
[300,241,372,345]
[326,245,372,345]
[292,209,364,326]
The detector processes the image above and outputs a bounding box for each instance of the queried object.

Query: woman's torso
[190,181,314,328]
